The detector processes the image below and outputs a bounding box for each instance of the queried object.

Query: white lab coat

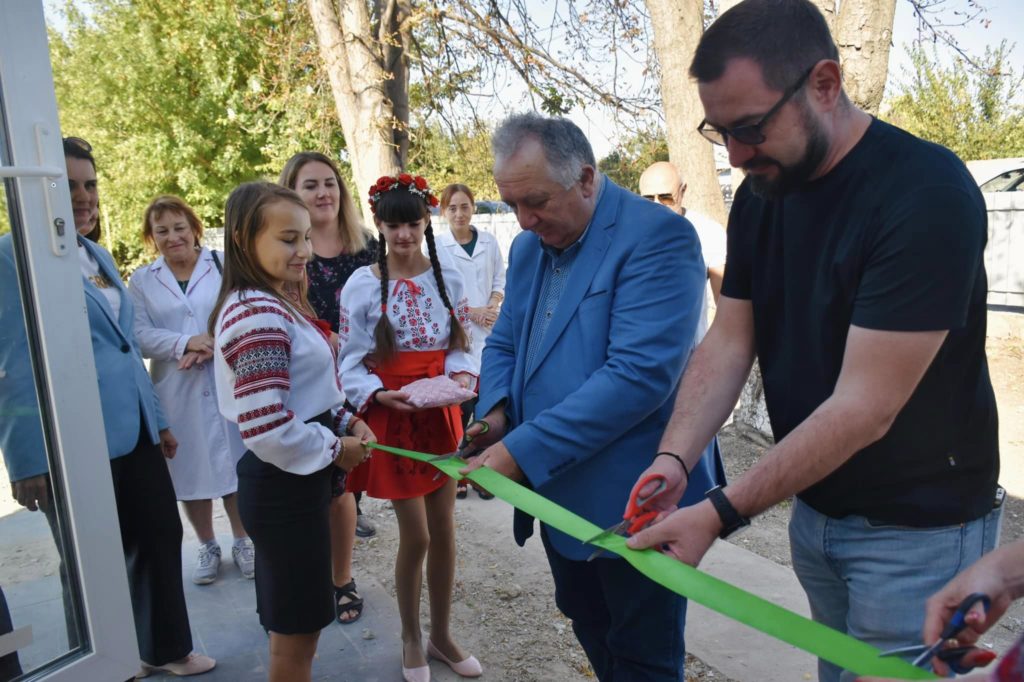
[436,228,506,365]
[128,248,245,500]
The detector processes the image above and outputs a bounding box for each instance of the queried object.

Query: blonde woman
[279,152,378,624]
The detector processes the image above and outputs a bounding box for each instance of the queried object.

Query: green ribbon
[371,442,935,680]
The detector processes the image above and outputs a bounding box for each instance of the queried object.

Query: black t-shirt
[723,118,999,527]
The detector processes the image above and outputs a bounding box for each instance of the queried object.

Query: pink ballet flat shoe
[427,640,483,678]
[136,652,216,678]
[402,652,431,682]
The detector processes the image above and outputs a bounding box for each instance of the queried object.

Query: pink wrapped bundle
[400,375,476,409]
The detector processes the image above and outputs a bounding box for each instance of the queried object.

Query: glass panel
[980,168,1024,193]
[0,100,85,681]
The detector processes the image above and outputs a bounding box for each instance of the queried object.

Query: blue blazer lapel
[525,181,617,384]
[79,238,130,342]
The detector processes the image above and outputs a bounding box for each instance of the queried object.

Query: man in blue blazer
[462,113,724,681]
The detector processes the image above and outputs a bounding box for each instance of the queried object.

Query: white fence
[206,214,523,266]
[984,193,1024,308]
[208,205,1024,310]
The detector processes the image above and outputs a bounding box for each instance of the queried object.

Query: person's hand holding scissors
[458,405,521,482]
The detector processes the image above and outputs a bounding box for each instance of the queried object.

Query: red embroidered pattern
[240,412,294,439]
[222,326,290,362]
[222,303,294,332]
[223,295,292,318]
[226,328,291,399]
[392,284,441,349]
[238,402,285,423]
[338,304,352,344]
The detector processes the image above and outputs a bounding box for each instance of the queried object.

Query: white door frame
[0,1,139,679]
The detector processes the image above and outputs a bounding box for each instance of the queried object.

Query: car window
[980,168,1024,192]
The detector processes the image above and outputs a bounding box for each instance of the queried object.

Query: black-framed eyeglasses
[63,136,93,153]
[641,193,675,203]
[697,66,815,147]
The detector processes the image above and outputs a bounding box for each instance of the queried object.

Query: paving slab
[689,540,817,682]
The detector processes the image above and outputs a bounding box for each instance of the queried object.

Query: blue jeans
[789,498,1003,682]
[541,527,687,681]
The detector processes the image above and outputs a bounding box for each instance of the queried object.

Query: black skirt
[236,413,336,635]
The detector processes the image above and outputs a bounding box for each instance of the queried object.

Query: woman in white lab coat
[437,184,506,499]
[128,195,252,586]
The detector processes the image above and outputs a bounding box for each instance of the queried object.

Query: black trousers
[541,527,687,682]
[110,433,193,665]
[0,585,22,682]
[43,497,81,651]
[29,429,191,666]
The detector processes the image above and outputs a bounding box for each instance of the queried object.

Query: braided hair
[424,223,470,353]
[372,231,398,359]
[371,180,471,360]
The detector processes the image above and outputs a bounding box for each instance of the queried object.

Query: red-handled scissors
[584,473,669,561]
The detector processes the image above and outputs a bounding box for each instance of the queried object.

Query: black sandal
[456,482,468,499]
[334,580,364,624]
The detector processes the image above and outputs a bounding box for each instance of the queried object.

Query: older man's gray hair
[492,112,597,189]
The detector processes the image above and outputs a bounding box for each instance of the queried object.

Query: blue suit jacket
[478,179,725,560]
[0,235,166,482]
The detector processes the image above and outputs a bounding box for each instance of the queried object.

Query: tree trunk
[307,0,403,221]
[646,0,727,225]
[812,0,836,31]
[718,0,834,27]
[835,0,897,115]
[734,361,774,447]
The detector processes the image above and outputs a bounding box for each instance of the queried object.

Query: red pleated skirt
[345,350,463,500]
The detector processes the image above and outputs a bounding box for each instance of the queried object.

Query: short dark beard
[747,105,830,199]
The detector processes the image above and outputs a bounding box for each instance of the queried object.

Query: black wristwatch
[705,485,750,539]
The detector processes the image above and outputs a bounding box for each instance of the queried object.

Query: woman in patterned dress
[280,152,378,624]
[338,174,482,681]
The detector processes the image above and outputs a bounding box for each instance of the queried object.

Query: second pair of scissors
[878,592,994,674]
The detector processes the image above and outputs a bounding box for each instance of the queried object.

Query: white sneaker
[192,542,221,585]
[232,538,255,579]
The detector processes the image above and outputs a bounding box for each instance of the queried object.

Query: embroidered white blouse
[338,263,479,412]
[214,289,352,475]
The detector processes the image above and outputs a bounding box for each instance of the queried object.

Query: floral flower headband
[367,173,440,214]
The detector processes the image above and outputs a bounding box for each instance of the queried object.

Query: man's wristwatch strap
[706,485,750,539]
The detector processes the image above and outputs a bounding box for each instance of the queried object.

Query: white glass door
[0,1,140,680]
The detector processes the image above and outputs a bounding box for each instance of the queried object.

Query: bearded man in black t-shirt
[625,1,1002,680]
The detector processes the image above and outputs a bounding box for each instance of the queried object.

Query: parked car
[967,158,1024,193]
[474,200,511,214]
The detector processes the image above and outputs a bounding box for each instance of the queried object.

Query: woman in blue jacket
[0,138,214,677]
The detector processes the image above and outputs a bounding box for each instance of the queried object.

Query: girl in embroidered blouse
[280,151,379,626]
[209,182,375,682]
[338,175,482,681]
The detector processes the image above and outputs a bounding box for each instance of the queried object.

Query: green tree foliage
[0,189,9,236]
[597,126,669,192]
[407,122,499,201]
[50,0,343,275]
[883,42,1024,161]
